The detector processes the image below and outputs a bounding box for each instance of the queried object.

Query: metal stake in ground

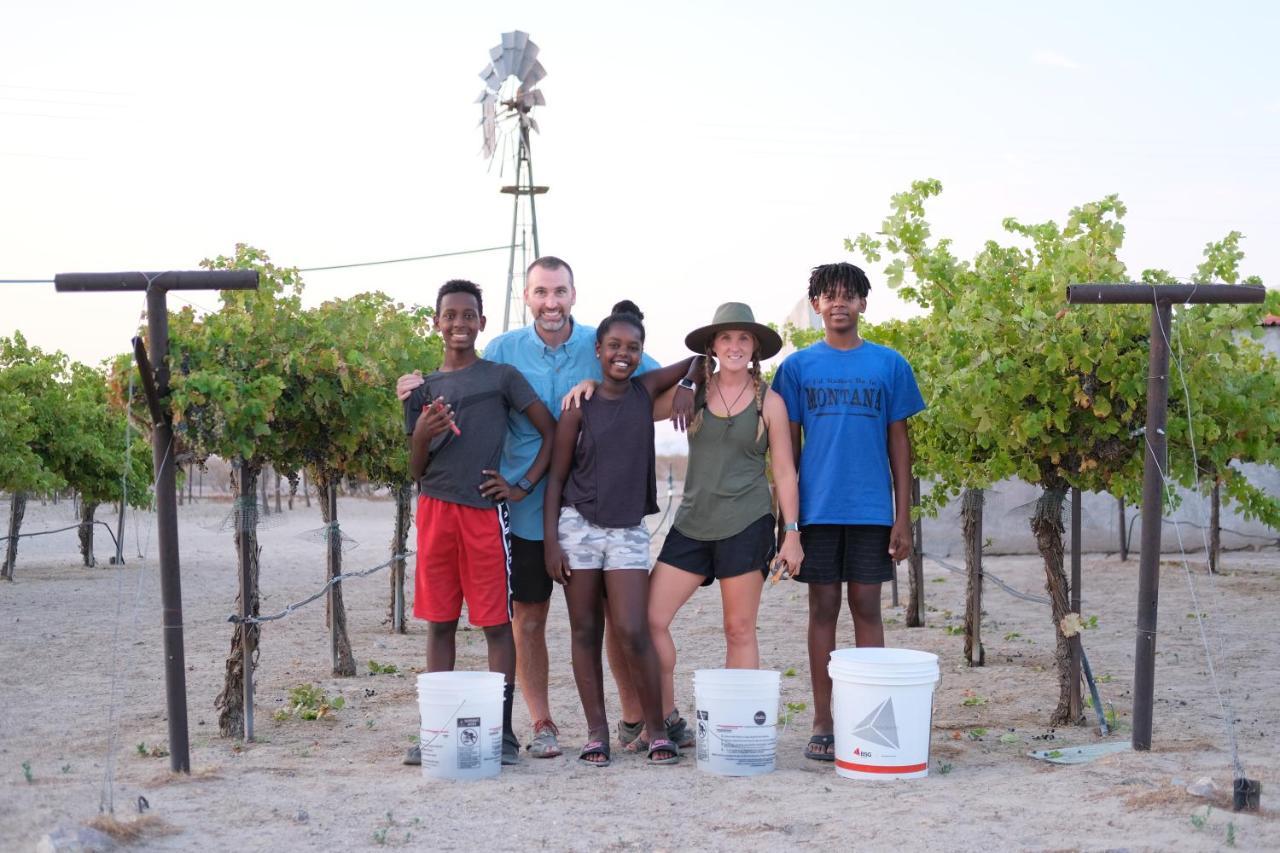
[1066,283,1264,752]
[56,270,259,773]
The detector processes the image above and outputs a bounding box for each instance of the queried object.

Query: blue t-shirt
[772,340,925,527]
[484,319,659,540]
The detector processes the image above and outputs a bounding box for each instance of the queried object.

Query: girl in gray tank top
[542,301,701,767]
[648,303,805,736]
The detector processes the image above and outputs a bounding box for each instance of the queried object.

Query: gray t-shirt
[403,359,539,509]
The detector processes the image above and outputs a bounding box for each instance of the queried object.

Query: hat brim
[684,321,783,360]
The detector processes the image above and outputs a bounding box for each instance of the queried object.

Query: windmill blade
[489,44,503,64]
[479,66,502,92]
[523,60,546,89]
[506,30,529,52]
[527,116,540,134]
[512,39,537,78]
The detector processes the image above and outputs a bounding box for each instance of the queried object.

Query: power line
[296,243,514,272]
[1,243,518,286]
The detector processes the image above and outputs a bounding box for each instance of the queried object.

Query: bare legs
[564,569,668,761]
[807,581,884,755]
[513,599,551,722]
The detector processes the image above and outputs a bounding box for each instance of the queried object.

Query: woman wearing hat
[646,302,804,746]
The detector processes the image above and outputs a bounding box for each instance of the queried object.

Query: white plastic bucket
[416,671,504,781]
[828,648,939,780]
[693,668,780,776]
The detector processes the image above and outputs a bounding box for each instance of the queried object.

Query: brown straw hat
[684,302,783,360]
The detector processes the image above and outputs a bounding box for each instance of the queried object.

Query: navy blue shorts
[796,524,893,585]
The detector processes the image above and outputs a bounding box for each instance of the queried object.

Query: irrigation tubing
[923,551,1109,731]
[0,519,122,555]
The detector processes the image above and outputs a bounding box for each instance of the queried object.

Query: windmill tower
[477,31,548,332]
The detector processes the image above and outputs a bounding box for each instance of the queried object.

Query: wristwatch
[516,477,534,493]
[677,377,697,392]
[782,522,799,533]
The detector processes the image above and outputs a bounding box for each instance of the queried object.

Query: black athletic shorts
[656,514,776,587]
[796,524,894,585]
[510,534,553,604]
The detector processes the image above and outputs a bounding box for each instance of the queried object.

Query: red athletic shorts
[414,495,513,627]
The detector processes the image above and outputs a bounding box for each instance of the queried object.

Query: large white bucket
[693,668,780,776]
[416,671,504,781]
[828,648,939,780]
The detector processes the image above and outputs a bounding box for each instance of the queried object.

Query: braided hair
[687,334,765,442]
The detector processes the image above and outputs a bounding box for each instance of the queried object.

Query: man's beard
[536,313,568,332]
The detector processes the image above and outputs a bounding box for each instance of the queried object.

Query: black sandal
[577,739,612,767]
[501,731,521,766]
[805,734,836,762]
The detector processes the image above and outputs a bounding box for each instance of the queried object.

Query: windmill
[477,30,548,332]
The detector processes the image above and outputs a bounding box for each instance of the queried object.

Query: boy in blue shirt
[771,262,926,762]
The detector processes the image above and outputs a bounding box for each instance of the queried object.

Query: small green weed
[274,684,346,722]
[961,690,988,707]
[1186,612,1208,620]
[1226,821,1236,847]
[938,762,953,775]
[1083,615,1098,630]
[1190,805,1211,830]
[944,625,965,636]
[998,733,1020,745]
[1096,673,1114,683]
[967,727,987,740]
[367,659,399,675]
[135,742,169,758]
[21,761,33,784]
[1003,632,1021,641]
[60,764,71,774]
[780,701,808,726]
[782,667,797,677]
[931,577,946,583]
[1046,749,1063,759]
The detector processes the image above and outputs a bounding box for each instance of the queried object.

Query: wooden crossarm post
[55,270,258,772]
[1066,283,1264,750]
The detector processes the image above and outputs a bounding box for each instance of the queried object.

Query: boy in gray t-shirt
[402,280,555,766]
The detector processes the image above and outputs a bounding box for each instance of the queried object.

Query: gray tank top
[561,379,658,527]
[673,400,772,540]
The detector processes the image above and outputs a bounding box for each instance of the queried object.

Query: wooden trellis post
[1066,282,1264,751]
[55,270,259,772]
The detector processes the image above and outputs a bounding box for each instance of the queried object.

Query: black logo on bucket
[753,711,767,725]
[457,717,480,727]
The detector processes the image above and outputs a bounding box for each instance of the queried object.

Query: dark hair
[808,262,871,301]
[435,279,483,316]
[527,255,574,287]
[596,299,645,344]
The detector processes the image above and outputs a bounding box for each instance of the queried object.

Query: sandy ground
[1,495,1276,852]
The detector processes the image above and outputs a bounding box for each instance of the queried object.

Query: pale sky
[3,2,1277,451]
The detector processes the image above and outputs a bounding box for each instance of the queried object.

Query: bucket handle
[418,698,468,751]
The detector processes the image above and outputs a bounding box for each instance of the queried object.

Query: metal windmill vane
[476,30,549,331]
[476,30,546,160]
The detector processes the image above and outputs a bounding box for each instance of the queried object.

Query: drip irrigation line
[922,551,1110,732]
[0,278,54,284]
[0,519,122,554]
[228,547,415,625]
[922,553,1049,606]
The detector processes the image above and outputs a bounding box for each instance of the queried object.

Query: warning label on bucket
[696,710,709,762]
[456,717,481,770]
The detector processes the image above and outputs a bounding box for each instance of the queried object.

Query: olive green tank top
[673,405,773,540]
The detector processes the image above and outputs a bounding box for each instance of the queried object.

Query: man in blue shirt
[772,262,926,763]
[399,256,694,759]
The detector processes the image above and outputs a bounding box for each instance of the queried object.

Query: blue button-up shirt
[485,319,659,540]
